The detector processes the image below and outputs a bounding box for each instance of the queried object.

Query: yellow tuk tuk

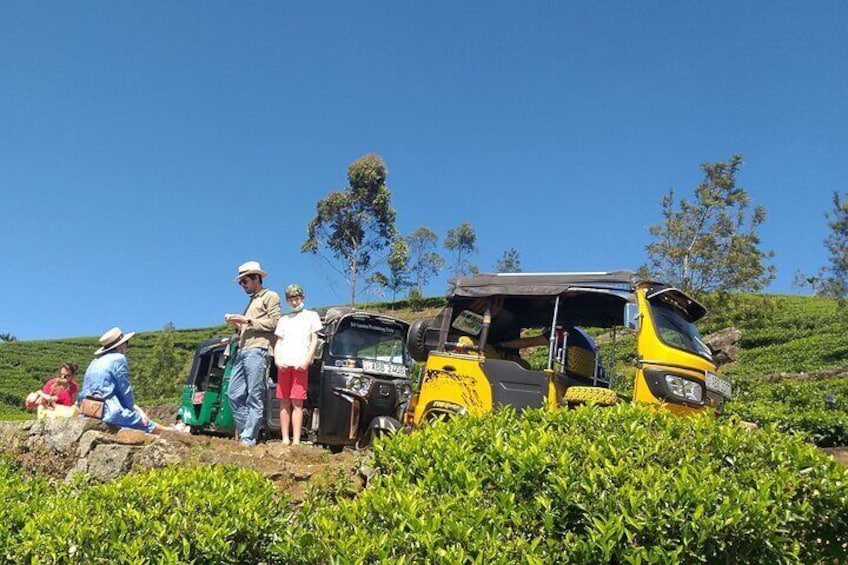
[406,271,731,425]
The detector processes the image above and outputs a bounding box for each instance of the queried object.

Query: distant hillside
[0,326,226,420]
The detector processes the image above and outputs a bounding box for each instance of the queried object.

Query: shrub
[13,464,284,564]
[0,459,51,563]
[272,406,848,564]
[727,374,848,447]
[406,288,425,312]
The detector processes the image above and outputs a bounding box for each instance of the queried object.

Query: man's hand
[225,314,247,327]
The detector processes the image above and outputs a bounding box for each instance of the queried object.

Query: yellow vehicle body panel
[632,286,719,416]
[413,352,493,425]
[412,352,562,426]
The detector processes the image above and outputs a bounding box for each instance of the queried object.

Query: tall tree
[643,154,775,297]
[495,248,522,273]
[821,191,848,302]
[302,154,398,306]
[406,226,444,292]
[444,222,478,279]
[371,238,412,309]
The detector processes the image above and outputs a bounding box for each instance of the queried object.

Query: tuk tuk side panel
[178,386,198,425]
[413,352,493,425]
[481,359,549,411]
[633,287,717,415]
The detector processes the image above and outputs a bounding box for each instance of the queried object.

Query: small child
[24,375,73,410]
[45,376,73,406]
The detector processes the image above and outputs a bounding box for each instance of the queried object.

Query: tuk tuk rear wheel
[564,386,618,407]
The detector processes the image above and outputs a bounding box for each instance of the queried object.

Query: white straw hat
[95,327,136,355]
[235,261,268,281]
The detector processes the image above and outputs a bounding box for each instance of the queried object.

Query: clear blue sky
[2,2,846,341]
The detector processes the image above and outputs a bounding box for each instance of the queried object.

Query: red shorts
[276,366,308,400]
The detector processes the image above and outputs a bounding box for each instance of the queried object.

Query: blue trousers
[227,347,267,443]
[103,397,156,433]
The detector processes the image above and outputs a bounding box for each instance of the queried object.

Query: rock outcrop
[0,416,363,498]
[703,327,742,366]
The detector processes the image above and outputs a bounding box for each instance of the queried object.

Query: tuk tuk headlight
[346,375,373,397]
[397,381,412,401]
[665,374,703,403]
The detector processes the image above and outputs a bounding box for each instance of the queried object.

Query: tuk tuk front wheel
[564,386,619,407]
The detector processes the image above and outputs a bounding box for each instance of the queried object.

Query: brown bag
[80,397,105,419]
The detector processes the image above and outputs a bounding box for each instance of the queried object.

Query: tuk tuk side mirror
[624,303,640,330]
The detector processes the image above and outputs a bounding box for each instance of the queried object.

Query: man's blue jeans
[227,347,267,443]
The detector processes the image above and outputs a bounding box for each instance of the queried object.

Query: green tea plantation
[3,406,846,564]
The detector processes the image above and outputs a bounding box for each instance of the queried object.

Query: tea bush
[271,405,848,564]
[727,374,848,446]
[11,464,284,564]
[0,459,51,563]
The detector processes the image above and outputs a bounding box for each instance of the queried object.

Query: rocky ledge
[0,417,364,498]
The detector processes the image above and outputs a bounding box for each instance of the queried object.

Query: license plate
[705,372,732,399]
[362,359,408,377]
[193,391,205,404]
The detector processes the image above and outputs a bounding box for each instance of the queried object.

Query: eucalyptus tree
[406,226,444,292]
[371,238,412,309]
[643,154,775,297]
[302,154,397,306]
[495,248,522,273]
[444,222,478,279]
[821,191,848,302]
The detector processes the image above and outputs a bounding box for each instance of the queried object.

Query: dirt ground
[822,447,848,466]
[141,403,369,500]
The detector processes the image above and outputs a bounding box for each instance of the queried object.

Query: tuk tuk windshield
[649,302,712,360]
[330,318,407,364]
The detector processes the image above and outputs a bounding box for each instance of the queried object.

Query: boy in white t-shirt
[273,284,322,445]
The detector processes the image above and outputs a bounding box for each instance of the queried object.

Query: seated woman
[24,362,81,418]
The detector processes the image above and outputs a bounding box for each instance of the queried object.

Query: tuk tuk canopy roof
[450,271,637,298]
[443,271,707,328]
[446,271,639,329]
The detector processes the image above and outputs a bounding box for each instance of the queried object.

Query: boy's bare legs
[291,399,304,445]
[280,398,292,445]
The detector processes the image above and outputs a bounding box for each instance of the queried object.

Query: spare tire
[407,317,434,362]
[564,386,619,407]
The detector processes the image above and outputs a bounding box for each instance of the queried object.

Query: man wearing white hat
[77,327,164,434]
[224,260,281,445]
